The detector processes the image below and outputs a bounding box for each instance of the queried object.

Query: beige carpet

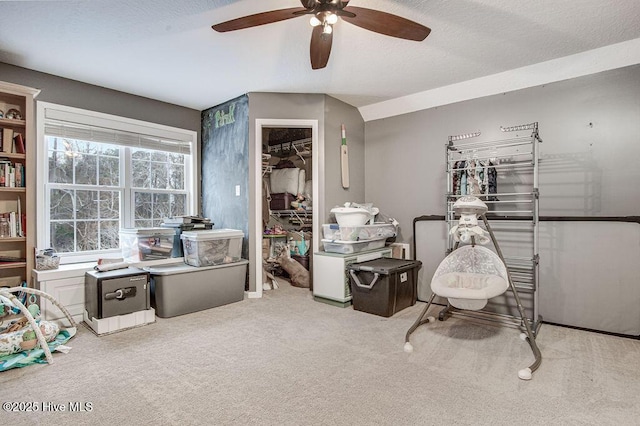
[1,280,639,425]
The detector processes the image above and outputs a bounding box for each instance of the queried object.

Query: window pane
[100,145,120,156]
[169,153,184,165]
[48,137,64,152]
[50,189,75,220]
[75,153,97,185]
[76,140,99,155]
[168,164,185,190]
[132,159,150,188]
[98,156,120,186]
[132,149,150,160]
[76,190,98,219]
[48,150,73,184]
[51,222,75,252]
[151,151,168,162]
[171,194,186,215]
[133,191,187,228]
[99,191,120,219]
[76,222,99,251]
[151,162,167,189]
[100,220,120,249]
[135,192,152,219]
[153,193,170,219]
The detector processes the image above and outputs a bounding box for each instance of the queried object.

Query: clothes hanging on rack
[451,159,497,198]
[460,164,467,195]
[487,163,498,201]
[452,160,466,195]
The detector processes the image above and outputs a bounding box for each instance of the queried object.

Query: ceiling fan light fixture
[212,3,431,70]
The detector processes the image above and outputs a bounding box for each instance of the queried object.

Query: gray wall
[0,62,200,137]
[323,95,365,216]
[365,65,640,243]
[245,92,363,292]
[366,65,640,334]
[247,92,324,292]
[0,62,203,218]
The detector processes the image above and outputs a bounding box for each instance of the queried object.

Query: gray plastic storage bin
[145,259,248,318]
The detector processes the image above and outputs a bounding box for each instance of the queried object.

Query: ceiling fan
[212,0,431,70]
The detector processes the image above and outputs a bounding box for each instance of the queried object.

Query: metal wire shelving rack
[444,123,543,333]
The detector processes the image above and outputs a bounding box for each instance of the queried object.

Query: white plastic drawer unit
[313,247,392,304]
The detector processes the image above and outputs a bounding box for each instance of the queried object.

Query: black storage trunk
[348,258,422,317]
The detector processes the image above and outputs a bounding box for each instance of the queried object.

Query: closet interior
[261,127,313,288]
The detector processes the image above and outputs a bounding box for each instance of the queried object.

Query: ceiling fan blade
[310,26,333,70]
[341,6,431,41]
[212,7,306,32]
[336,9,356,18]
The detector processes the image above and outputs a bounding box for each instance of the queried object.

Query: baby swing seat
[430,245,509,311]
[404,195,542,380]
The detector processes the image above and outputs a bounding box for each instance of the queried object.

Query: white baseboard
[245,291,262,299]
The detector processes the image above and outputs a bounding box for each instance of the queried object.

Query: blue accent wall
[201,95,249,258]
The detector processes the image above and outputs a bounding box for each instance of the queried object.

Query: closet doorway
[253,119,321,298]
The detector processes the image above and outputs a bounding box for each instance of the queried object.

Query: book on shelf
[9,211,17,237]
[1,128,12,153]
[0,209,24,238]
[0,161,25,187]
[0,129,26,154]
[15,163,22,187]
[13,133,25,154]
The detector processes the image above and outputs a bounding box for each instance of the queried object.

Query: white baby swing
[404,196,542,380]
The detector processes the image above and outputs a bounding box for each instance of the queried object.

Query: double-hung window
[37,102,197,263]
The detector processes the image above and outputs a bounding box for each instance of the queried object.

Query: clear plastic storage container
[321,236,387,254]
[322,224,340,240]
[322,223,396,241]
[160,222,214,257]
[120,228,175,262]
[181,229,244,267]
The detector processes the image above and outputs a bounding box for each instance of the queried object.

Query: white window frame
[36,102,197,264]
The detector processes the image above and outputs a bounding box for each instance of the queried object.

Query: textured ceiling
[0,0,639,112]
